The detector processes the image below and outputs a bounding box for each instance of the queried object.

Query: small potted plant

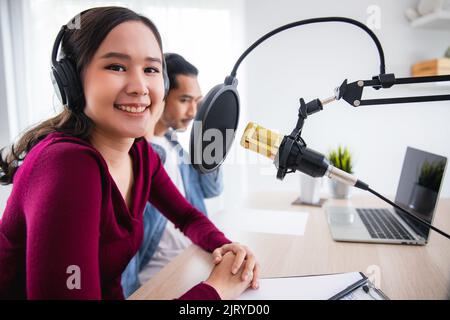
[327,146,353,199]
[409,160,445,214]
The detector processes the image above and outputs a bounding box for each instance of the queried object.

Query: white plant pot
[329,180,351,199]
[299,174,322,204]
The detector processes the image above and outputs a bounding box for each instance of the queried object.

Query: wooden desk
[129,192,450,300]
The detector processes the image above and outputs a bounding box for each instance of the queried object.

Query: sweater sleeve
[24,144,103,299]
[178,282,221,300]
[148,150,231,253]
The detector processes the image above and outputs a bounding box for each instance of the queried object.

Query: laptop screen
[394,147,447,240]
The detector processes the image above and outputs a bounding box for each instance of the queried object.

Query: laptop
[326,147,447,245]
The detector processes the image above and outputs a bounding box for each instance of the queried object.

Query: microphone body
[241,122,364,189]
[275,141,329,178]
[241,122,450,239]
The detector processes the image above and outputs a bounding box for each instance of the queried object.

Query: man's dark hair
[164,53,198,91]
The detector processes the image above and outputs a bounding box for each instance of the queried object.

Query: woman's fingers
[240,251,256,281]
[212,247,224,264]
[251,262,260,289]
[212,243,239,265]
[212,243,260,288]
[231,246,247,275]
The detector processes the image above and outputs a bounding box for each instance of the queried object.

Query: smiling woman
[82,20,165,140]
[0,6,259,300]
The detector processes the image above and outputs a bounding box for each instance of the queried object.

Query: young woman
[0,6,259,300]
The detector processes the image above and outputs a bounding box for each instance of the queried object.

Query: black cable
[367,187,450,240]
[230,17,386,78]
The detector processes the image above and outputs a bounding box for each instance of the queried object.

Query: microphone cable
[365,186,450,240]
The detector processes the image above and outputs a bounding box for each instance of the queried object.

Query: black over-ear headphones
[51,25,170,112]
[50,25,84,112]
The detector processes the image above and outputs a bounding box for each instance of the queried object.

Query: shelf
[410,10,450,29]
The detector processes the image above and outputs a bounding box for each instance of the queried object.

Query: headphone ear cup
[59,58,84,111]
[51,64,67,106]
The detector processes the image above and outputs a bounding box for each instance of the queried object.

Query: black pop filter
[190,78,240,173]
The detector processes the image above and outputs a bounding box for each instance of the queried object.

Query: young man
[121,53,223,297]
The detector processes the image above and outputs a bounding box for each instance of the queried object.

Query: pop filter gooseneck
[189,17,386,173]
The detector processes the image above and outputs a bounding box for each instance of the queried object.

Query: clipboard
[238,271,389,300]
[329,272,389,300]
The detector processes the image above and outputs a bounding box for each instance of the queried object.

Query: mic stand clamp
[275,98,329,180]
[336,73,450,107]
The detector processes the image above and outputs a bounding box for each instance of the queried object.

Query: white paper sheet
[211,209,309,236]
[237,272,364,300]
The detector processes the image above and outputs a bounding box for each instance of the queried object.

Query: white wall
[1,0,449,216]
[233,0,450,204]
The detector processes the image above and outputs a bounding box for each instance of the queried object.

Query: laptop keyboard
[357,208,415,240]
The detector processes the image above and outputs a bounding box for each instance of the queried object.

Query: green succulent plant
[418,160,445,192]
[327,146,353,174]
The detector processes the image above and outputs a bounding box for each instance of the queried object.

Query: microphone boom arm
[336,74,450,107]
[273,86,450,240]
[272,95,450,240]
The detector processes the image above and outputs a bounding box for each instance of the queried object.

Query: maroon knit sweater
[0,132,230,299]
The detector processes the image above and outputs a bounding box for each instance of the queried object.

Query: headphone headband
[51,25,67,67]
